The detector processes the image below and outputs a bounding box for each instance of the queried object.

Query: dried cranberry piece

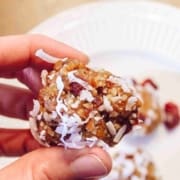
[93,97,103,107]
[70,82,84,96]
[163,102,180,130]
[117,116,125,124]
[100,111,109,122]
[141,78,158,89]
[97,87,103,95]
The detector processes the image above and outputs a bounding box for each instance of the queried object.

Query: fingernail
[70,154,108,179]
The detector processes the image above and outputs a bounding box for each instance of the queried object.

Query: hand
[0,34,112,180]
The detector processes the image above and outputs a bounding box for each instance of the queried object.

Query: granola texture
[29,59,142,148]
[135,79,162,134]
[101,146,160,180]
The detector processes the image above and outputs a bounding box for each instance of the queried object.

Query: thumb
[0,147,112,180]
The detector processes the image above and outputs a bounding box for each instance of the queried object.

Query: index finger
[0,128,41,156]
[0,34,88,73]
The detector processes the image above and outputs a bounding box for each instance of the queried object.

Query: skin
[0,34,112,180]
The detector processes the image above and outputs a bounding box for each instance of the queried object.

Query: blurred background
[0,0,180,35]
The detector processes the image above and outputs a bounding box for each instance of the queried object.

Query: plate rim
[30,1,180,37]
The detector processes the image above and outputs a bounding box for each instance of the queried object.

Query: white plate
[1,1,180,179]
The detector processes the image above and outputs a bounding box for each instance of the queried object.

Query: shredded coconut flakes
[29,100,40,117]
[99,96,113,112]
[79,90,94,102]
[106,121,117,136]
[113,125,127,143]
[35,49,60,63]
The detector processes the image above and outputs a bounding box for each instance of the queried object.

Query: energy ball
[101,146,160,180]
[29,59,142,148]
[135,79,162,134]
